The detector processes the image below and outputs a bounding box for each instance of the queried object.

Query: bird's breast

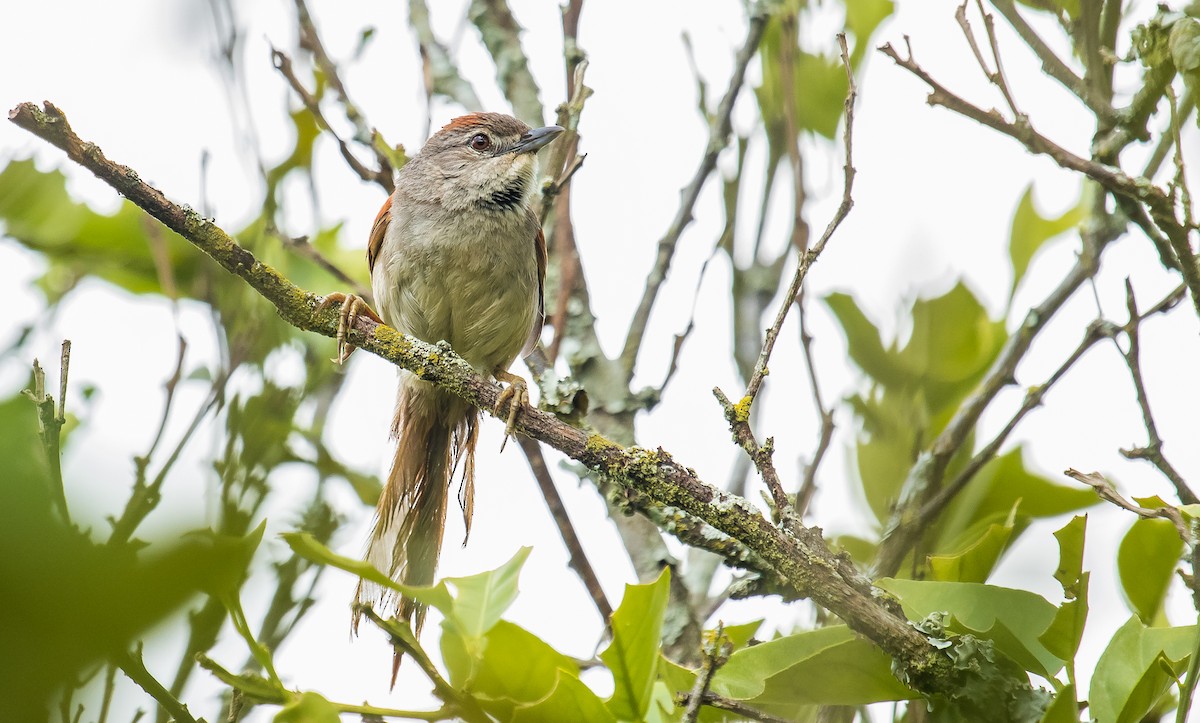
[372,203,539,374]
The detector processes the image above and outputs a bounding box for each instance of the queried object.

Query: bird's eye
[469,134,491,151]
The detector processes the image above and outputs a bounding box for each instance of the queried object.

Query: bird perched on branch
[321,112,562,682]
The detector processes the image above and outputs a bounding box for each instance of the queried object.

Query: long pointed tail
[352,375,478,683]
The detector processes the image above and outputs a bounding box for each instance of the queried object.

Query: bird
[320,112,562,682]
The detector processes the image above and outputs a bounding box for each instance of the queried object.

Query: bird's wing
[523,222,547,356]
[367,195,392,275]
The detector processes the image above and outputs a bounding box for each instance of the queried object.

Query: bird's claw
[317,292,382,364]
[494,370,529,452]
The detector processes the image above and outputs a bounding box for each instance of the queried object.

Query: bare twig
[1065,468,1191,545]
[744,34,856,403]
[270,47,393,193]
[680,624,733,723]
[957,1,1021,117]
[621,10,768,380]
[291,0,377,146]
[24,340,72,522]
[1144,91,1194,180]
[517,436,614,622]
[277,232,372,302]
[913,317,1118,530]
[879,40,1200,320]
[1115,280,1197,505]
[675,692,791,723]
[988,0,1118,124]
[713,387,791,521]
[795,296,834,517]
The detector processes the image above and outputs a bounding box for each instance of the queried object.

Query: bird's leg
[316,292,382,364]
[493,368,530,451]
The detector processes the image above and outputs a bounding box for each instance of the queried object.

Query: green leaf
[442,620,579,720]
[1051,516,1087,597]
[928,503,1017,583]
[899,283,1006,410]
[1039,573,1089,665]
[274,692,340,723]
[443,547,531,638]
[877,578,1062,677]
[1118,509,1184,623]
[0,158,192,301]
[825,293,897,387]
[1090,617,1196,723]
[721,620,763,651]
[844,0,895,65]
[1008,184,1083,297]
[1038,684,1079,723]
[512,670,616,723]
[712,626,916,715]
[600,568,672,721]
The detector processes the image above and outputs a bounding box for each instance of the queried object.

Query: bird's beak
[508,125,564,155]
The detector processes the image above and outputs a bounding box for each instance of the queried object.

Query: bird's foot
[494,368,530,451]
[316,292,382,364]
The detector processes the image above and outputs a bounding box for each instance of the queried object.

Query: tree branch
[11,99,1038,701]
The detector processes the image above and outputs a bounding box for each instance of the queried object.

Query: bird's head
[406,112,564,212]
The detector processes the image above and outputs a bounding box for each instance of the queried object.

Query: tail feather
[352,375,479,683]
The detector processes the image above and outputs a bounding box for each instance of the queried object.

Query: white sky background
[3,0,1200,720]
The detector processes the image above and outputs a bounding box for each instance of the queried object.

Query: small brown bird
[324,112,562,678]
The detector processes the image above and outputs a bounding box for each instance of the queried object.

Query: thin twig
[621,9,769,380]
[25,341,72,522]
[713,387,791,521]
[115,647,199,723]
[517,436,614,622]
[957,1,1021,116]
[744,33,857,403]
[879,39,1199,319]
[1144,91,1194,180]
[988,0,1117,123]
[270,47,393,192]
[1065,468,1191,545]
[914,318,1118,529]
[795,295,834,517]
[680,624,733,723]
[277,232,372,302]
[676,692,791,723]
[1115,279,1197,504]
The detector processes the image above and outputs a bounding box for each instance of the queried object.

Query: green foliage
[601,569,672,721]
[878,578,1063,679]
[1090,617,1197,723]
[709,625,916,715]
[0,390,266,720]
[1118,499,1185,624]
[1008,184,1083,298]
